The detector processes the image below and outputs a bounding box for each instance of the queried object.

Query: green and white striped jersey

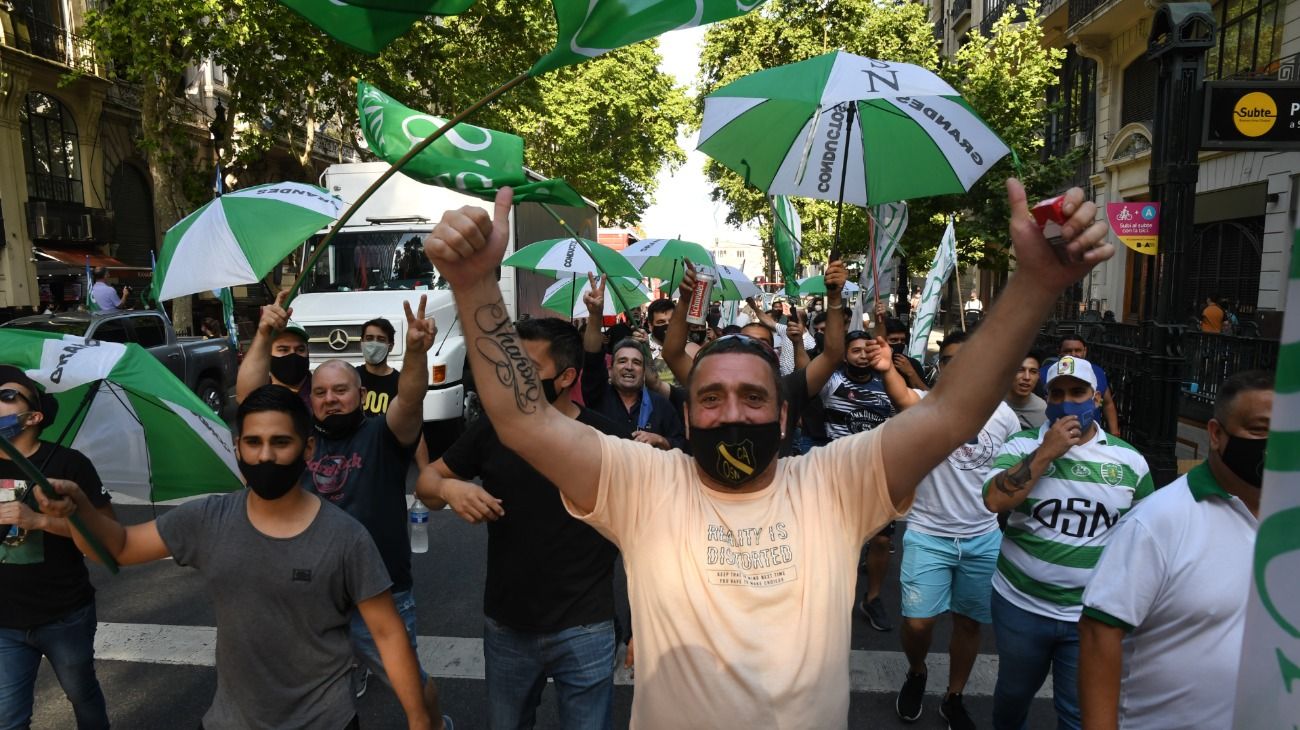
[983,424,1154,621]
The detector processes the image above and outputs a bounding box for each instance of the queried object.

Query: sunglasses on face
[0,388,37,410]
[697,333,779,366]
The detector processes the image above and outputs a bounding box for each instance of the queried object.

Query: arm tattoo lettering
[993,448,1039,498]
[473,302,540,414]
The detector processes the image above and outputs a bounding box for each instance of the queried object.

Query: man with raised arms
[421,180,1112,728]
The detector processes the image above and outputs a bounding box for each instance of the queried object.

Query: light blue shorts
[899,528,1001,623]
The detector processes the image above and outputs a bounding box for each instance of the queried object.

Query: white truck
[291,161,598,452]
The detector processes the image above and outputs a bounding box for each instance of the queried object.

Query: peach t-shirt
[564,423,907,729]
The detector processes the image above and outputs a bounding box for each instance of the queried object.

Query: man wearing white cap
[982,355,1153,730]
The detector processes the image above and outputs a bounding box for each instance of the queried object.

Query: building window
[20,92,83,204]
[1044,47,1096,188]
[1187,218,1263,317]
[1120,57,1158,126]
[1207,0,1284,79]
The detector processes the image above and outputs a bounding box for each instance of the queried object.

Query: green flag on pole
[358,81,586,206]
[530,0,769,75]
[906,220,957,361]
[278,0,472,55]
[1231,224,1300,728]
[863,203,908,300]
[770,195,802,297]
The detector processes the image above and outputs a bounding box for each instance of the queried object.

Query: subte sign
[1203,81,1300,149]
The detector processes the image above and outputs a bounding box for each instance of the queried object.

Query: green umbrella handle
[0,434,120,574]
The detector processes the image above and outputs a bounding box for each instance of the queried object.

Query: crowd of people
[0,178,1274,730]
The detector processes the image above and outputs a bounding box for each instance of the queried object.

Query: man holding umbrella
[237,290,312,406]
[421,179,1113,728]
[0,367,113,729]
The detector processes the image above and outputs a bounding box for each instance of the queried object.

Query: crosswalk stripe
[92,622,1052,698]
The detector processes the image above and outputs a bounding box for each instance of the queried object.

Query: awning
[33,247,150,270]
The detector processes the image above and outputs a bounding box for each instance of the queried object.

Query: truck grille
[305,324,362,357]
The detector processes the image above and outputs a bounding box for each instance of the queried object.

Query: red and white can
[685,269,715,326]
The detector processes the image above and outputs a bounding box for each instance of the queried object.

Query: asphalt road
[29,502,1058,729]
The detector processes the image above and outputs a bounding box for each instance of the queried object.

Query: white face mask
[361,341,388,366]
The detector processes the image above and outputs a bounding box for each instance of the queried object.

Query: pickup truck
[2,310,239,416]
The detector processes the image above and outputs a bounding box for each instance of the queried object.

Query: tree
[82,0,691,329]
[697,0,1068,270]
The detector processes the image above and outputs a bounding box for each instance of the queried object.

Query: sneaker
[859,596,893,632]
[896,669,927,722]
[352,666,370,698]
[940,693,975,730]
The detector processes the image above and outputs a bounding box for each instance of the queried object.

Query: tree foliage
[697,0,1070,271]
[84,0,691,233]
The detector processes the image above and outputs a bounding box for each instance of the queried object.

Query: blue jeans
[483,616,615,730]
[0,601,109,730]
[990,590,1081,730]
[349,589,428,686]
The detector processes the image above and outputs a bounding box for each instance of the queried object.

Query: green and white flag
[278,0,471,55]
[530,0,769,75]
[863,202,908,301]
[906,221,957,361]
[0,329,242,503]
[770,195,802,297]
[358,81,585,206]
[1232,226,1300,727]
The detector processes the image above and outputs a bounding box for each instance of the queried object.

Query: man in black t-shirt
[356,317,400,417]
[0,365,112,729]
[417,318,630,730]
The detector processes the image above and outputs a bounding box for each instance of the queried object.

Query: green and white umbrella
[542,276,651,318]
[152,182,344,302]
[619,238,715,282]
[798,275,860,296]
[503,237,643,280]
[698,51,1011,207]
[0,330,242,503]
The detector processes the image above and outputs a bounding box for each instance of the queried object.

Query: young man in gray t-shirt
[43,386,440,730]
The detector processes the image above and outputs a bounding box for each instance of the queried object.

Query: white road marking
[93,622,1051,698]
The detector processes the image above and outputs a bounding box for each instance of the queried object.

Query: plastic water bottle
[409,501,429,554]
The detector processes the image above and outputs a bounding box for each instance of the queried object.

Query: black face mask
[813,331,825,351]
[889,342,905,358]
[541,374,573,404]
[314,408,364,440]
[845,362,875,379]
[688,330,708,345]
[270,353,310,386]
[1220,434,1267,488]
[238,455,306,500]
[651,324,668,343]
[688,421,782,489]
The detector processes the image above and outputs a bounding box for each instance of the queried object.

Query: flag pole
[829,102,858,263]
[868,210,880,313]
[286,71,533,304]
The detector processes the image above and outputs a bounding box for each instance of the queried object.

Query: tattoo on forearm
[473,302,540,414]
[994,449,1038,498]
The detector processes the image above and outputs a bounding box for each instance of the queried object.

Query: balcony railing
[4,11,98,74]
[952,0,972,19]
[1067,0,1110,30]
[980,0,1026,35]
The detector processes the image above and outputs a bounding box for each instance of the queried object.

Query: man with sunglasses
[422,179,1113,729]
[0,366,114,729]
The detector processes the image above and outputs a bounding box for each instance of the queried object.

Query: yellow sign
[1233,92,1278,138]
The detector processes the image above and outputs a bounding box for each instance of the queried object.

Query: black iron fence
[1034,320,1278,442]
[1067,0,1110,29]
[953,0,972,18]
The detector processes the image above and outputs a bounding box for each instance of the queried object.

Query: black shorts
[874,520,897,539]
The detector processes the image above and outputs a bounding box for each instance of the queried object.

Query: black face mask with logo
[688,421,782,489]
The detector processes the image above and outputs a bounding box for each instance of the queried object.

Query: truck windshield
[300,230,449,293]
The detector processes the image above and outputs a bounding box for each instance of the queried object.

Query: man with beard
[1078,371,1271,730]
[40,386,437,730]
[421,179,1113,728]
[582,297,685,451]
[236,294,444,718]
[416,318,629,730]
[237,290,313,408]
